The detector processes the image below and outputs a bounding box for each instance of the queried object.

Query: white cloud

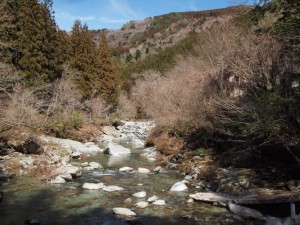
[99,17,128,24]
[57,12,95,22]
[108,0,139,19]
[56,12,127,24]
[189,0,198,11]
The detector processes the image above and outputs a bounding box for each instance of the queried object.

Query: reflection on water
[107,155,130,167]
[0,141,252,225]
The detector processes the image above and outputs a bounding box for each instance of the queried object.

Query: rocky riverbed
[0,121,298,225]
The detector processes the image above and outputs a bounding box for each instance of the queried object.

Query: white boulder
[135,201,148,209]
[132,191,146,198]
[119,167,134,172]
[137,168,150,174]
[113,207,136,217]
[82,182,104,190]
[49,176,66,184]
[147,195,158,203]
[152,200,166,206]
[170,181,188,192]
[103,185,124,192]
[58,164,81,177]
[104,143,131,155]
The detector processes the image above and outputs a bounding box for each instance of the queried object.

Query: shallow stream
[0,140,252,225]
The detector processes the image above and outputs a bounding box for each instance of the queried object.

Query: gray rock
[49,176,66,184]
[135,201,148,208]
[132,191,146,198]
[103,185,124,192]
[147,195,158,203]
[40,135,102,154]
[137,168,150,174]
[89,162,102,169]
[119,167,134,172]
[228,202,265,220]
[184,175,193,180]
[82,182,104,190]
[113,207,136,216]
[153,166,162,173]
[152,199,166,206]
[15,133,43,155]
[60,173,72,181]
[131,139,144,148]
[58,164,81,177]
[102,126,121,138]
[124,198,133,204]
[170,181,188,192]
[104,143,131,155]
[71,151,82,159]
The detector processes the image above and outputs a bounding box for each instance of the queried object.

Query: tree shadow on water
[0,186,264,225]
[0,188,206,225]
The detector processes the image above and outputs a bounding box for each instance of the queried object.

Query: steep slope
[92,6,245,63]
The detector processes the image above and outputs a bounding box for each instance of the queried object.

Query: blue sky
[53,0,236,31]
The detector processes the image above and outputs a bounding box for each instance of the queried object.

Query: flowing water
[0,140,248,225]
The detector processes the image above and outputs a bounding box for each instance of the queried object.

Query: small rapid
[0,121,236,225]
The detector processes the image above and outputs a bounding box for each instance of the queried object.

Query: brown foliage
[131,57,219,133]
[152,130,184,156]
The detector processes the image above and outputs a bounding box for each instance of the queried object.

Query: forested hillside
[0,0,119,138]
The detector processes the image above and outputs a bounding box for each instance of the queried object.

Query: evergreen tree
[8,0,64,85]
[98,31,120,105]
[69,20,102,98]
[0,0,17,63]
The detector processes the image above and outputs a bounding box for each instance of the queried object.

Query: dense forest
[0,0,120,138]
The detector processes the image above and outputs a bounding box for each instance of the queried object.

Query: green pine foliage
[97,32,120,105]
[9,0,63,85]
[0,0,16,63]
[69,20,102,98]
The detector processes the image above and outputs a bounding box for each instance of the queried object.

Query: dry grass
[123,56,219,133]
[0,66,110,137]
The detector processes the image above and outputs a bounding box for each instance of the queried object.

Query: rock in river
[133,191,146,198]
[49,176,66,184]
[170,181,188,192]
[137,168,150,174]
[82,182,104,190]
[104,143,131,155]
[147,195,158,203]
[103,185,124,192]
[57,164,81,178]
[136,201,148,209]
[152,200,166,206]
[119,167,134,172]
[113,207,136,217]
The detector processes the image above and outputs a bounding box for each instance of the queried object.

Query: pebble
[103,185,124,192]
[152,200,166,206]
[133,191,146,198]
[147,195,158,203]
[138,168,150,174]
[135,201,148,209]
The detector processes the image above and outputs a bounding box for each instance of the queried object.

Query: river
[0,122,257,225]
